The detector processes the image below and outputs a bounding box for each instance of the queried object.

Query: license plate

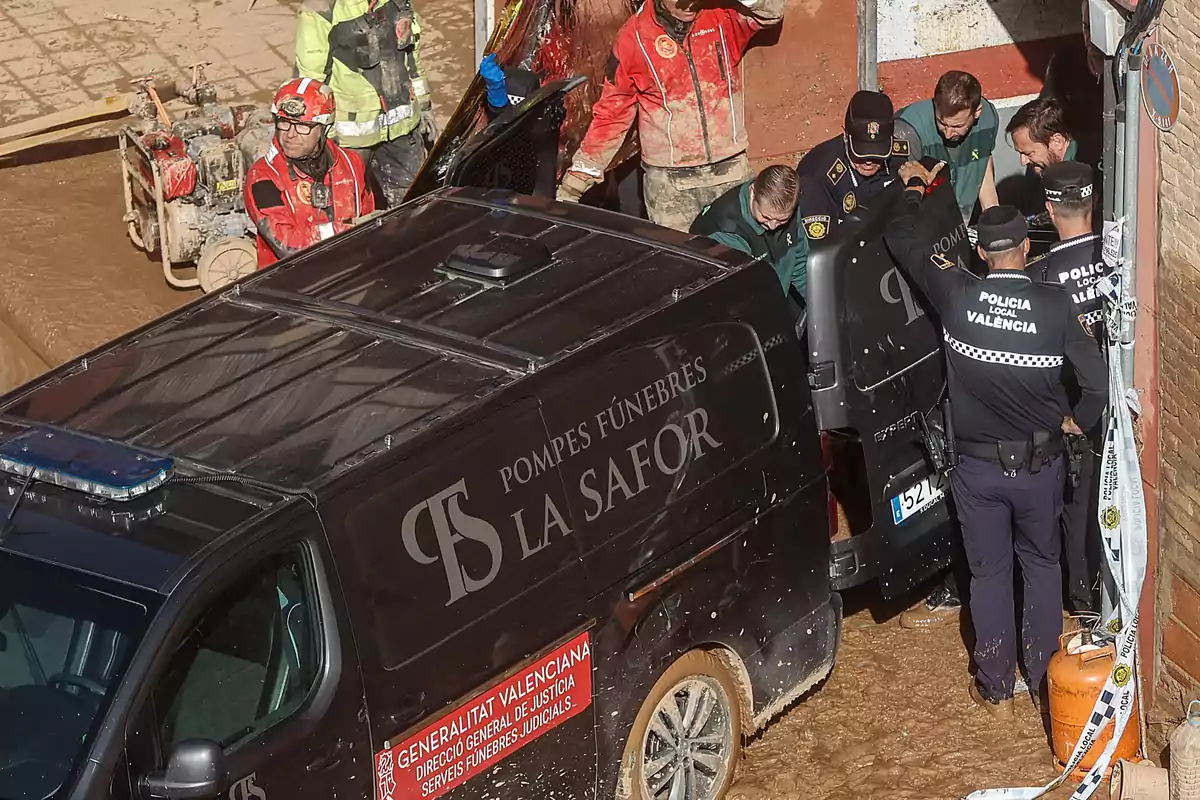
[890,473,947,525]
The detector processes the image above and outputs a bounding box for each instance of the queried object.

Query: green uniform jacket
[295,0,431,148]
[898,97,999,221]
[690,180,810,299]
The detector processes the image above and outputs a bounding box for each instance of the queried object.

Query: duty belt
[956,432,1063,476]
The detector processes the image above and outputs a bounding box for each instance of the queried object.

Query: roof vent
[442,232,553,286]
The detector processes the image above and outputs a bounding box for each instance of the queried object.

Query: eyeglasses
[274,116,322,135]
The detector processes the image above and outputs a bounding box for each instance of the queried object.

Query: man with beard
[898,70,1000,225]
[1006,95,1092,176]
[245,79,376,267]
[555,0,786,231]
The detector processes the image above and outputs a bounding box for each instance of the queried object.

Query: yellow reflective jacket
[295,0,431,148]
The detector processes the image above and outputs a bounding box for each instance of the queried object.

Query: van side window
[151,546,319,752]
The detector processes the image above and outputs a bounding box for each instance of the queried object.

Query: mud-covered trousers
[951,454,1065,700]
[642,153,751,232]
[350,130,427,209]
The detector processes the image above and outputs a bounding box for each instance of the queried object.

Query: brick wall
[1153,0,1200,755]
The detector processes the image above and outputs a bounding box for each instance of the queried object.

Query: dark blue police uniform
[1027,161,1109,614]
[885,180,1108,708]
[796,91,914,242]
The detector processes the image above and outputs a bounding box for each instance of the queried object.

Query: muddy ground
[730,594,1080,800]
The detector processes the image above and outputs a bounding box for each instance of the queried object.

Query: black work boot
[900,580,963,629]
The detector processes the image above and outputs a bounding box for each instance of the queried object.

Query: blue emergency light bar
[0,428,175,502]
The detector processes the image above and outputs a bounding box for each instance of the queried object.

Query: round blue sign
[1142,42,1180,131]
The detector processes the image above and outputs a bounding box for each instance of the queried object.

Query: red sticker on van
[374,632,593,800]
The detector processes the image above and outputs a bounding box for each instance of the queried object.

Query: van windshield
[0,551,154,800]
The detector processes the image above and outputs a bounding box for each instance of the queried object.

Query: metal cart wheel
[196,237,257,293]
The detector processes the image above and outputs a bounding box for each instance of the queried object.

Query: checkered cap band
[944,332,1065,369]
[1046,183,1094,202]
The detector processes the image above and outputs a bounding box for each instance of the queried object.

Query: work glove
[556,170,594,203]
[418,101,439,149]
[479,53,508,110]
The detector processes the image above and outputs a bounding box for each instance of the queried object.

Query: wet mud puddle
[732,609,1083,800]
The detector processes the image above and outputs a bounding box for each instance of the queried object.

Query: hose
[1111,0,1167,94]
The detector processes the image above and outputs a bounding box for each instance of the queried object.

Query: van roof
[0,189,746,498]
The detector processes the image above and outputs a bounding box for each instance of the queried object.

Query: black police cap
[1042,160,1094,204]
[844,90,895,161]
[976,205,1029,252]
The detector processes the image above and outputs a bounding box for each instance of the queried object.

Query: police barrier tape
[963,271,1147,800]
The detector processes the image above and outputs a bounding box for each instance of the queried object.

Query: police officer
[796,91,920,241]
[884,159,1107,718]
[690,164,810,301]
[1028,160,1108,615]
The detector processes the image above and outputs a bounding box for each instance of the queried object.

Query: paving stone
[247,67,289,91]
[51,45,107,72]
[14,8,72,33]
[0,35,46,62]
[38,25,91,50]
[4,55,51,79]
[74,62,128,87]
[0,16,20,41]
[230,42,287,75]
[20,70,84,97]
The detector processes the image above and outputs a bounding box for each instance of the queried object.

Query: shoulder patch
[931,252,955,270]
[891,138,910,157]
[803,214,830,240]
[826,158,846,185]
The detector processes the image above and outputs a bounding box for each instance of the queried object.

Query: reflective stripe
[382,104,414,125]
[944,331,1064,369]
[333,104,414,139]
[412,77,430,97]
[318,222,335,240]
[569,163,604,178]
[298,77,312,93]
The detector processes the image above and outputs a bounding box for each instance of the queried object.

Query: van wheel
[619,650,742,800]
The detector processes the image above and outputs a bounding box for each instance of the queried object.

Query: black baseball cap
[503,67,541,106]
[844,90,895,161]
[976,205,1029,252]
[1042,161,1095,204]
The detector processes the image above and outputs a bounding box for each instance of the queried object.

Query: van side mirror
[140,739,226,800]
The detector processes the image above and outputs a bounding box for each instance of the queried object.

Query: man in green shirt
[898,70,1000,224]
[690,165,810,301]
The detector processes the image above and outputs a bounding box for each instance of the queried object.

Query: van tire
[618,649,743,800]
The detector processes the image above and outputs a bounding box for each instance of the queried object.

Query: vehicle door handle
[305,740,351,773]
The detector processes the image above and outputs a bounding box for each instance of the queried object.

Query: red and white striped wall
[877,0,1083,110]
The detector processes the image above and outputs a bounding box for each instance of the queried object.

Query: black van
[0,167,971,800]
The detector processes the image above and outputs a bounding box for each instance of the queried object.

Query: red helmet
[271,78,335,125]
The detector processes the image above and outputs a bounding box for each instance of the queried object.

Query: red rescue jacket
[245,139,375,268]
[570,2,779,177]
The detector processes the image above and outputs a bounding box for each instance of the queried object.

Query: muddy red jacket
[245,139,375,268]
[569,0,784,178]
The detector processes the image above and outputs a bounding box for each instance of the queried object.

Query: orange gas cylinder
[1047,631,1142,778]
